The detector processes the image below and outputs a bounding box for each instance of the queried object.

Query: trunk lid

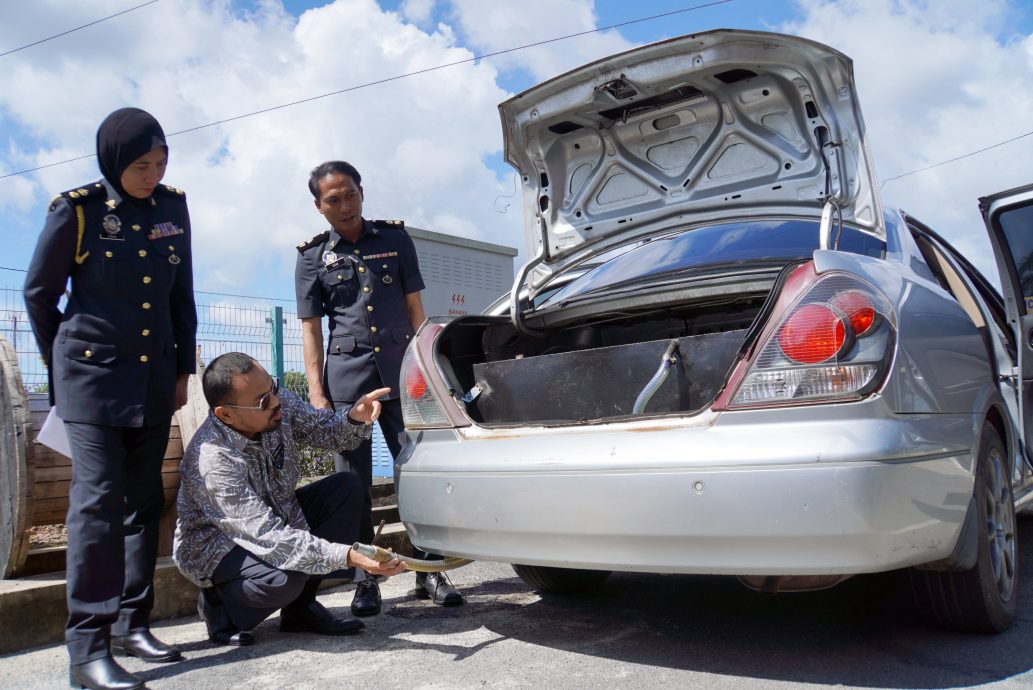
[500,29,884,270]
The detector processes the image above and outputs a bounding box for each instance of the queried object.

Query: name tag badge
[100,214,124,240]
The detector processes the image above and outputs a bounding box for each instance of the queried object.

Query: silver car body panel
[396,399,975,575]
[397,217,1025,575]
[500,29,884,270]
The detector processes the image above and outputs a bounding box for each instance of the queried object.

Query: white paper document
[38,407,72,458]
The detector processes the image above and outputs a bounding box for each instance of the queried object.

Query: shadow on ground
[368,515,1033,688]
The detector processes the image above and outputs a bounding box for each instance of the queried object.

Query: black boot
[69,657,144,690]
[415,572,464,606]
[350,579,382,617]
[111,630,182,663]
[197,588,253,646]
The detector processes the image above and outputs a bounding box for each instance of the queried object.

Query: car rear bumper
[396,405,977,575]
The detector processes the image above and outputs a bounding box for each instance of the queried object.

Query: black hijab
[95,107,167,198]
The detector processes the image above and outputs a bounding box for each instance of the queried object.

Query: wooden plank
[32,481,70,499]
[32,466,72,483]
[32,510,66,526]
[27,446,71,468]
[163,438,183,460]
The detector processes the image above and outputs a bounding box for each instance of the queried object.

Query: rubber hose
[351,542,473,573]
[632,340,679,414]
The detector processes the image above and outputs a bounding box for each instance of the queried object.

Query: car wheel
[512,564,612,593]
[910,424,1018,633]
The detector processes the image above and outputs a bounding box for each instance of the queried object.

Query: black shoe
[350,578,382,617]
[69,657,144,690]
[280,600,365,636]
[111,630,182,663]
[415,572,464,606]
[197,589,254,647]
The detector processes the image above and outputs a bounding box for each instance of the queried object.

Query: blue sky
[2,0,1032,306]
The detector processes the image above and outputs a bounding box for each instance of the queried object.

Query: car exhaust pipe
[737,574,853,593]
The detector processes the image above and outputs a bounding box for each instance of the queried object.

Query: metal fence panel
[0,278,393,477]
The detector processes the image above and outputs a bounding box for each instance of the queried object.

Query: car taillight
[400,319,462,429]
[831,290,876,335]
[777,304,846,364]
[726,270,896,408]
[405,365,428,400]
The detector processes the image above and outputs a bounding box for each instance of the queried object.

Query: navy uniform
[295,217,422,502]
[23,179,196,667]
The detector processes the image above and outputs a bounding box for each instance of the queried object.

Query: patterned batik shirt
[173,389,372,587]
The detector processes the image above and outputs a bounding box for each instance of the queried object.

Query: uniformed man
[24,108,196,690]
[295,161,463,614]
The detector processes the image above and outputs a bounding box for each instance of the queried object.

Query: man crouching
[173,352,405,646]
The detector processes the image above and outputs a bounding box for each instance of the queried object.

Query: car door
[981,183,1033,485]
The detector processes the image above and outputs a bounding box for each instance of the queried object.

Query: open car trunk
[434,278,778,425]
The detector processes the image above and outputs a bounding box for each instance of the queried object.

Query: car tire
[512,564,612,593]
[910,423,1018,633]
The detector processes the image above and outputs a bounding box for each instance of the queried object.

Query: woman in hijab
[24,107,196,690]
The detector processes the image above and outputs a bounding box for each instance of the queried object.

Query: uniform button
[358,267,365,273]
[140,355,149,363]
[84,350,92,358]
[370,326,378,333]
[363,286,370,293]
[138,250,147,257]
[382,264,388,269]
[141,329,150,336]
[337,274,343,280]
[354,249,361,254]
[367,306,374,312]
[168,245,175,251]
[132,224,141,231]
[374,346,381,353]
[105,251,113,258]
[142,302,151,309]
[142,276,152,284]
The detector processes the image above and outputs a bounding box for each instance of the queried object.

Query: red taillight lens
[405,365,428,400]
[831,290,876,336]
[777,303,845,364]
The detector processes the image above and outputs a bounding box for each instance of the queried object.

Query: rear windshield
[539,219,885,306]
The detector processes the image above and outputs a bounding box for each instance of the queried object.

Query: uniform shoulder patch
[297,230,329,252]
[372,219,405,230]
[155,184,186,198]
[57,183,107,208]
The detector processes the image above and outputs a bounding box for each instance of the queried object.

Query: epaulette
[372,219,405,230]
[297,230,329,252]
[154,184,186,198]
[51,183,107,211]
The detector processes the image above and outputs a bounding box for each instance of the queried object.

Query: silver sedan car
[395,29,1033,633]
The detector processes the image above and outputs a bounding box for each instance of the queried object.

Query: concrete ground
[4,552,1033,689]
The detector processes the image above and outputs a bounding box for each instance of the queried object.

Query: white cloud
[0,0,520,296]
[444,0,635,82]
[400,0,437,26]
[782,0,1033,282]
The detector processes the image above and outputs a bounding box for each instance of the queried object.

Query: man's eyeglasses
[222,377,279,411]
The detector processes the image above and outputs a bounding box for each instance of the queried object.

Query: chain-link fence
[0,271,394,477]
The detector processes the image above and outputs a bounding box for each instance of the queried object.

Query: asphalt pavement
[5,520,1033,689]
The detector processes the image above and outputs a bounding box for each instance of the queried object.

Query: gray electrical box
[407,225,518,319]
[372,226,517,476]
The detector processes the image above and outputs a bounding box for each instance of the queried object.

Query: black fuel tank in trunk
[470,329,746,424]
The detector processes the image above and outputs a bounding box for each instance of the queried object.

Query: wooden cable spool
[0,336,33,578]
